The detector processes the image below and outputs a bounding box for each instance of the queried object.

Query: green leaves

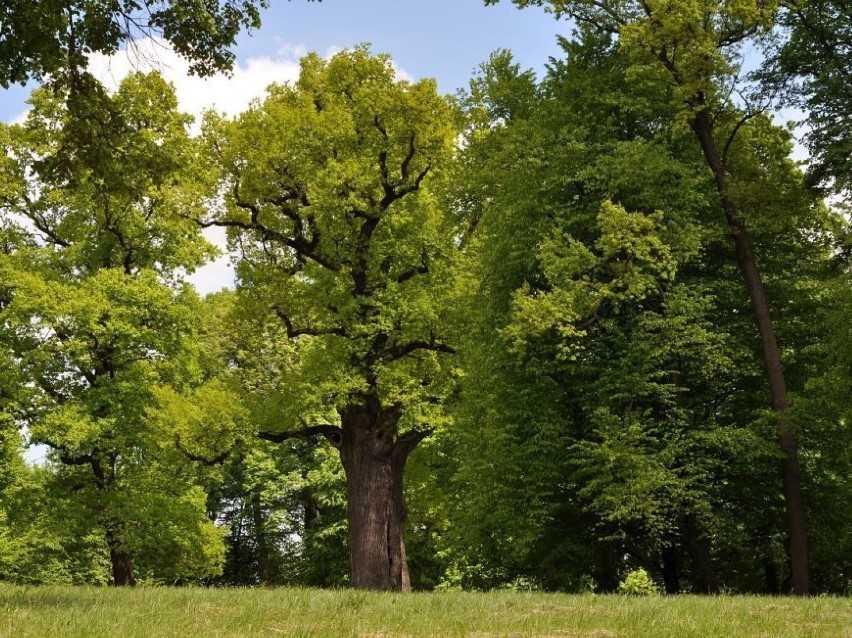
[200,47,460,439]
[0,0,276,88]
[0,70,224,584]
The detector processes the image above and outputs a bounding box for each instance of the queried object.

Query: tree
[776,0,852,199]
[487,0,820,594]
[0,72,224,586]
[0,0,299,88]
[198,47,459,590]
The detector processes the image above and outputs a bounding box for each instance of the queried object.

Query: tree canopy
[0,8,849,595]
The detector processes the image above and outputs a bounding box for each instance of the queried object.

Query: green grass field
[1,586,849,637]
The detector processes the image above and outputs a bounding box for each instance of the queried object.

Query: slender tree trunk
[690,108,809,595]
[105,526,136,587]
[338,404,419,591]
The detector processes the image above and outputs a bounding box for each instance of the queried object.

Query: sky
[0,1,569,122]
[7,2,571,463]
[0,0,571,296]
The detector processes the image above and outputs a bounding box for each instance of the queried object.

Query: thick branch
[259,424,343,448]
[393,427,434,462]
[383,330,455,361]
[274,307,347,338]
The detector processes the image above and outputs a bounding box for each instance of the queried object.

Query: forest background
[0,0,849,597]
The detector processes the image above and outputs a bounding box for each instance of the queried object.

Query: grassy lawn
[0,586,849,637]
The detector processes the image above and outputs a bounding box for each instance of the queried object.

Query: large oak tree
[198,47,459,591]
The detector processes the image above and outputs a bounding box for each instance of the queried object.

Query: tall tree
[198,47,459,591]
[0,72,223,586]
[487,0,818,594]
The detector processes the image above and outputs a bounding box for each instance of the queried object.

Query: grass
[0,586,850,637]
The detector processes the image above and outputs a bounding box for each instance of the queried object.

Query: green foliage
[445,17,850,594]
[776,0,852,198]
[618,568,660,596]
[199,46,460,441]
[1,14,850,594]
[0,71,224,584]
[0,0,284,87]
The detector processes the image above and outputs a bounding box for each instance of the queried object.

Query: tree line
[0,0,849,594]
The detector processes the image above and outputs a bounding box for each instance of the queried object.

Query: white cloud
[6,40,416,296]
[88,36,303,126]
[84,37,310,294]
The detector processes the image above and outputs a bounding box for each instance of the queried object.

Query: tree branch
[383,330,455,361]
[396,249,430,284]
[259,424,343,448]
[174,435,232,466]
[273,307,347,338]
[393,427,434,462]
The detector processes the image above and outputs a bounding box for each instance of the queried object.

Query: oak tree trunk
[690,108,809,595]
[106,527,136,587]
[339,404,416,591]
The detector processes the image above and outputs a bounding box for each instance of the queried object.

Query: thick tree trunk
[339,404,419,591]
[764,552,781,595]
[690,109,809,595]
[105,527,136,587]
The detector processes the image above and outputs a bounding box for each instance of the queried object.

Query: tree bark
[690,108,809,595]
[764,552,781,595]
[338,403,418,591]
[105,526,136,587]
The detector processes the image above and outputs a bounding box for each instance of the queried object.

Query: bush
[617,568,659,595]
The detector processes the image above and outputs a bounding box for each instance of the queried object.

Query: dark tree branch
[273,307,347,338]
[259,424,343,448]
[383,330,455,361]
[393,427,434,462]
[58,451,95,466]
[189,180,339,272]
[174,435,232,466]
[396,249,430,284]
[400,132,416,182]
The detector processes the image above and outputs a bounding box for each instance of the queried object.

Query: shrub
[617,568,660,595]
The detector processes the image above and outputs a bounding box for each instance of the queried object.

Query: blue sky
[0,0,570,122]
